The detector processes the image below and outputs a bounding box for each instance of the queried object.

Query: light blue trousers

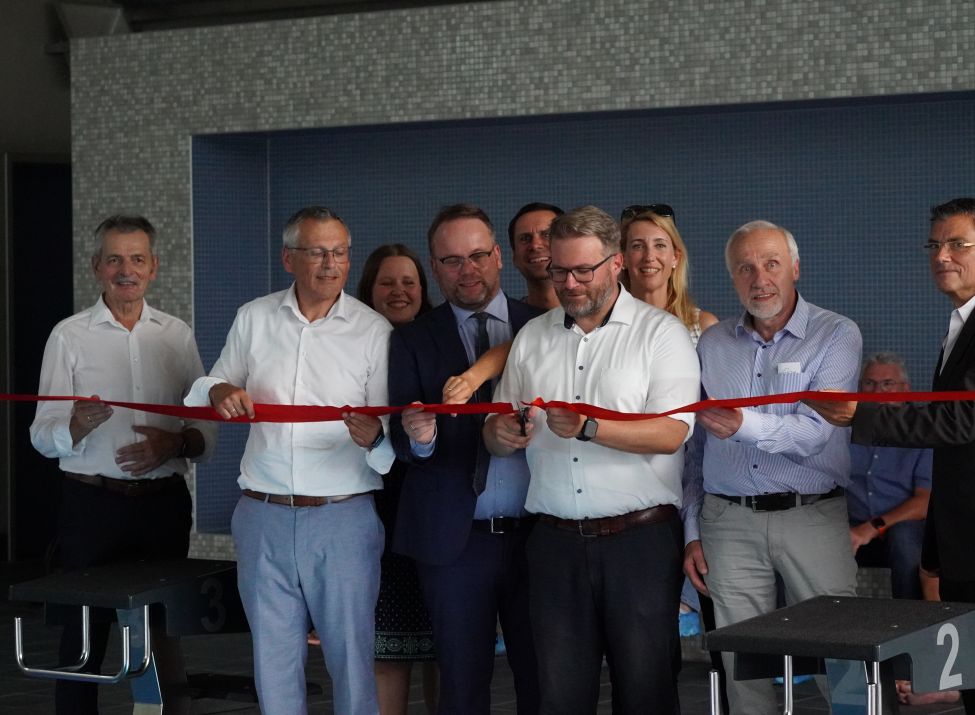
[700,493,859,715]
[232,494,383,715]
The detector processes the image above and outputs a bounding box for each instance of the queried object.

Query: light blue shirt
[684,294,862,543]
[413,291,531,518]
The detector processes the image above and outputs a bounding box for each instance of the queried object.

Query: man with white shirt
[684,220,862,714]
[30,214,216,715]
[809,198,975,715]
[184,206,394,715]
[484,205,700,714]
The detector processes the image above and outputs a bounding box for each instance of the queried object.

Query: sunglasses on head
[620,204,675,222]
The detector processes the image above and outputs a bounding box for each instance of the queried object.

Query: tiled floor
[0,568,965,714]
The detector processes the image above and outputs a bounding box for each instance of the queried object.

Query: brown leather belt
[242,489,364,508]
[64,472,184,496]
[539,504,677,537]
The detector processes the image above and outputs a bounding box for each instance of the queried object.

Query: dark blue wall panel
[192,94,975,533]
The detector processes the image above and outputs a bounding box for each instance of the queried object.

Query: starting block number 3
[200,576,228,632]
[938,623,964,691]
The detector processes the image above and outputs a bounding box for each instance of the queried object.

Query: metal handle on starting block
[782,654,793,715]
[708,668,723,715]
[14,604,152,683]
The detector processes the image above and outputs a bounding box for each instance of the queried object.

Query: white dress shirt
[185,286,394,495]
[493,287,700,519]
[30,297,216,479]
[942,294,975,371]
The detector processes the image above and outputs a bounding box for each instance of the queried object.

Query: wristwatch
[369,431,386,451]
[576,417,598,442]
[870,516,887,535]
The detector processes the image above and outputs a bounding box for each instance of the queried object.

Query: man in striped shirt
[683,220,862,714]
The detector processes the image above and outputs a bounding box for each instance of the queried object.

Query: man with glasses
[508,202,563,310]
[184,206,395,715]
[684,220,862,714]
[388,204,541,714]
[846,353,931,601]
[809,198,975,714]
[485,205,699,713]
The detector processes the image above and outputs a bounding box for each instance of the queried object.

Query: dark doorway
[7,157,72,561]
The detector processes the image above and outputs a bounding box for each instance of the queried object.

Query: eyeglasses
[861,379,904,390]
[620,204,675,222]
[547,254,616,283]
[923,240,975,254]
[436,249,495,270]
[288,245,350,263]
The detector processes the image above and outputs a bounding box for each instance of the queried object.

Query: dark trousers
[53,476,192,715]
[526,513,684,715]
[416,524,539,715]
[939,577,975,714]
[854,520,925,599]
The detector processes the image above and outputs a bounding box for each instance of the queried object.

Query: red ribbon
[3,390,974,423]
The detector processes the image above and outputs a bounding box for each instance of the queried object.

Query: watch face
[583,418,598,439]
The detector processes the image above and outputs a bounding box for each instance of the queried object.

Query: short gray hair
[282,206,350,247]
[862,352,908,382]
[93,214,156,257]
[725,220,799,273]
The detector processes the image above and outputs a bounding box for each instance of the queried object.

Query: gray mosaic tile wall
[69,0,975,558]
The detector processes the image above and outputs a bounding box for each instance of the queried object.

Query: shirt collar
[279,283,350,324]
[952,294,975,324]
[735,292,808,342]
[89,295,157,329]
[559,283,629,330]
[449,289,509,326]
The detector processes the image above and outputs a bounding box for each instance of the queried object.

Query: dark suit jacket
[852,310,975,581]
[388,296,542,566]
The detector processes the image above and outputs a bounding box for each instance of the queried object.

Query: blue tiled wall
[192,93,975,533]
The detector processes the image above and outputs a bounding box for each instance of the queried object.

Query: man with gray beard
[485,206,700,714]
[683,220,862,714]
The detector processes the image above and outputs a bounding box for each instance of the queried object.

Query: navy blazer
[388,296,542,565]
[853,308,975,581]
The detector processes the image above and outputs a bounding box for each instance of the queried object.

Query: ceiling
[110,0,499,32]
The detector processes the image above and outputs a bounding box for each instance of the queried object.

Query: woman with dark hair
[356,244,438,715]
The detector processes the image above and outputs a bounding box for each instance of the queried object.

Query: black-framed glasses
[923,239,975,254]
[288,245,350,263]
[546,254,616,283]
[620,204,675,222]
[436,248,495,270]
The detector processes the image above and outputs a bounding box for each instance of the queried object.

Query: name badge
[776,362,801,374]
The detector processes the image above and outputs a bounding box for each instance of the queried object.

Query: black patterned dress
[374,460,436,661]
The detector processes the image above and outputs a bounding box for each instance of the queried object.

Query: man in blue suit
[389,204,541,714]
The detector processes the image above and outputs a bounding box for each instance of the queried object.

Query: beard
[746,294,783,321]
[560,279,616,319]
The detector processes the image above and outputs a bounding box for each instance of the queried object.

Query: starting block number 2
[200,576,228,632]
[938,623,964,691]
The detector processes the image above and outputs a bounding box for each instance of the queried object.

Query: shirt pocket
[593,368,645,413]
[767,371,811,415]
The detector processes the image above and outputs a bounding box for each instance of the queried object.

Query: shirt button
[576,489,582,494]
[757,373,762,378]
[583,337,589,342]
[575,395,581,400]
[573,457,578,462]
[752,464,758,469]
[578,365,584,371]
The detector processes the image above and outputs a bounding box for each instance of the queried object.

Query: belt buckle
[578,520,597,538]
[490,517,504,534]
[288,495,296,508]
